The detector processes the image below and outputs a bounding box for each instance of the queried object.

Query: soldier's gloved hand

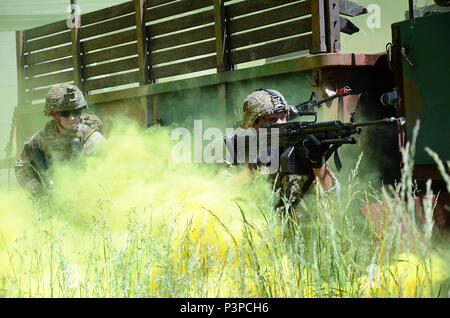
[303,134,330,168]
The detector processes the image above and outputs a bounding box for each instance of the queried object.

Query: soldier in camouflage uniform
[15,84,106,197]
[241,88,339,209]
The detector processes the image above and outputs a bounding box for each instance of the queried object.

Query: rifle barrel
[321,137,356,145]
[355,117,400,127]
[318,93,341,105]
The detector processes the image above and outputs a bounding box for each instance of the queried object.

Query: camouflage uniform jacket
[268,167,340,210]
[15,114,106,196]
[272,172,316,208]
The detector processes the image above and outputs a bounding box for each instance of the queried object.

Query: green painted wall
[155,70,313,129]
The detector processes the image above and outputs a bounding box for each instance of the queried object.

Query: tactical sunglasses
[59,108,82,118]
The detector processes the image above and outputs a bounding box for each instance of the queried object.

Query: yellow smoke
[0,191,34,276]
[0,118,448,297]
[51,119,272,255]
[0,118,276,296]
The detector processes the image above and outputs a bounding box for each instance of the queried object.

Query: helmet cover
[44,84,87,116]
[241,88,289,128]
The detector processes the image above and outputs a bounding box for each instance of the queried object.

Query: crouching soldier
[15,84,106,198]
[239,88,340,211]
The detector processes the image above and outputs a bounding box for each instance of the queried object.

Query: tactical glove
[303,134,330,168]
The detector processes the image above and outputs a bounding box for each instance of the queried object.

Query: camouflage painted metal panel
[396,12,450,165]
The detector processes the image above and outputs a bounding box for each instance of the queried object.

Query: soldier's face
[254,112,287,130]
[53,110,81,131]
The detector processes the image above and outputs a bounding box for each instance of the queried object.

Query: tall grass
[0,121,448,298]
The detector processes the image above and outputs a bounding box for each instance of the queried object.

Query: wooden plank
[84,56,139,78]
[325,0,341,52]
[24,19,68,41]
[135,0,150,85]
[213,0,231,72]
[147,0,212,23]
[25,31,71,53]
[82,29,136,52]
[151,55,216,80]
[226,0,299,18]
[81,1,135,26]
[230,33,312,65]
[83,43,138,65]
[147,0,178,8]
[84,71,140,91]
[213,0,231,131]
[150,24,215,51]
[135,0,151,128]
[149,9,214,37]
[16,31,27,106]
[309,0,327,54]
[71,22,83,89]
[150,40,216,64]
[80,14,136,40]
[26,70,74,90]
[25,44,72,65]
[229,18,312,49]
[25,57,73,77]
[228,1,311,34]
[22,1,177,41]
[310,0,327,53]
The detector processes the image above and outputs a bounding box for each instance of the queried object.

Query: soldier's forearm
[311,163,336,192]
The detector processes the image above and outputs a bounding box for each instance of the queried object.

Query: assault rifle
[258,112,405,174]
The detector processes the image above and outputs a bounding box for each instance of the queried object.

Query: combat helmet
[44,84,87,116]
[241,88,289,128]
